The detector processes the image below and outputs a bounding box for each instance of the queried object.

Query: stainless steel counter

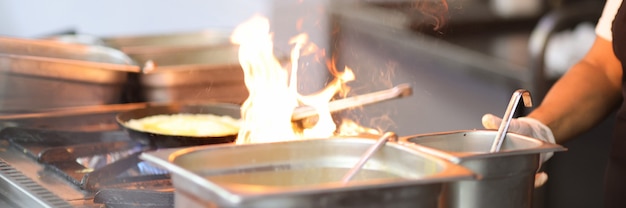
[0,197,19,208]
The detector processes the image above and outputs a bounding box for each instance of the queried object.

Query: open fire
[232,16,377,144]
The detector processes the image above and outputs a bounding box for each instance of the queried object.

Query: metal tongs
[341,132,398,183]
[489,89,533,152]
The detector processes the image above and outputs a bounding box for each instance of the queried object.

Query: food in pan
[124,113,240,137]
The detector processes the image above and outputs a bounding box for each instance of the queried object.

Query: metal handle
[341,132,398,183]
[292,84,412,121]
[489,89,533,152]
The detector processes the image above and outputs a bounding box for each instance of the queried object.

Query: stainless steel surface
[0,142,96,208]
[102,30,232,51]
[141,137,474,208]
[0,102,149,121]
[47,31,249,104]
[138,59,248,104]
[0,103,155,207]
[0,36,136,66]
[141,82,248,105]
[139,54,242,87]
[341,132,398,183]
[133,44,240,71]
[0,157,74,208]
[100,31,237,84]
[400,130,566,208]
[100,31,249,104]
[0,103,148,132]
[292,83,413,121]
[490,89,533,152]
[0,74,125,114]
[0,36,141,113]
[47,31,240,86]
[0,54,135,84]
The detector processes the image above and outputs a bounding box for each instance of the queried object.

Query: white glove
[481,113,556,187]
[481,114,556,145]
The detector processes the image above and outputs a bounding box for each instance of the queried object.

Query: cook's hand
[481,113,556,187]
[481,114,556,147]
[535,172,548,188]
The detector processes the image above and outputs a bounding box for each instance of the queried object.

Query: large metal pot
[400,130,566,208]
[140,137,475,208]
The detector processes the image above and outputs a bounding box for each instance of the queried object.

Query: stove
[0,103,176,208]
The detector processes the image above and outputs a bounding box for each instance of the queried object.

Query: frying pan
[117,84,413,149]
[116,102,240,149]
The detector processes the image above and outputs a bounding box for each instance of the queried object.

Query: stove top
[0,103,175,208]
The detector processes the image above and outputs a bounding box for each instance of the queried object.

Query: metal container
[0,36,140,113]
[100,31,249,104]
[139,48,248,104]
[399,130,566,208]
[102,30,232,50]
[140,137,475,208]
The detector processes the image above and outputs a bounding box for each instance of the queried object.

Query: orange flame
[232,16,359,144]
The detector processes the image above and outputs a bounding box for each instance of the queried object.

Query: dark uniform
[606,1,626,207]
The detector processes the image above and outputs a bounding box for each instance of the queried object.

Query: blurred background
[0,1,272,37]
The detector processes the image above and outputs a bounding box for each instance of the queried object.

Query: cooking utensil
[117,84,412,149]
[341,132,397,183]
[489,89,533,152]
[115,102,241,149]
[401,130,566,208]
[140,137,474,208]
[292,83,412,121]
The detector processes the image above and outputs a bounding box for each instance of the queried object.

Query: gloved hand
[481,113,556,187]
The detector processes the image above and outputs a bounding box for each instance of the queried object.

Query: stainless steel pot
[140,137,475,208]
[400,130,566,208]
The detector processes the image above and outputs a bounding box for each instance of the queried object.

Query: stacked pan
[0,36,140,114]
[58,31,251,105]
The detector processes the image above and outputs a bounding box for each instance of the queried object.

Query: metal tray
[98,31,247,103]
[141,137,474,208]
[400,130,566,208]
[102,30,232,50]
[0,102,150,131]
[400,130,566,161]
[96,30,238,74]
[0,36,140,113]
[0,36,136,66]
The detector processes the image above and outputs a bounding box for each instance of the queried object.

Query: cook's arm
[528,36,622,144]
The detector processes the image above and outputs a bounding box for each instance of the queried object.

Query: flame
[336,119,380,137]
[232,16,362,144]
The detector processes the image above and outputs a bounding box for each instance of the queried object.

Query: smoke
[411,0,450,31]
